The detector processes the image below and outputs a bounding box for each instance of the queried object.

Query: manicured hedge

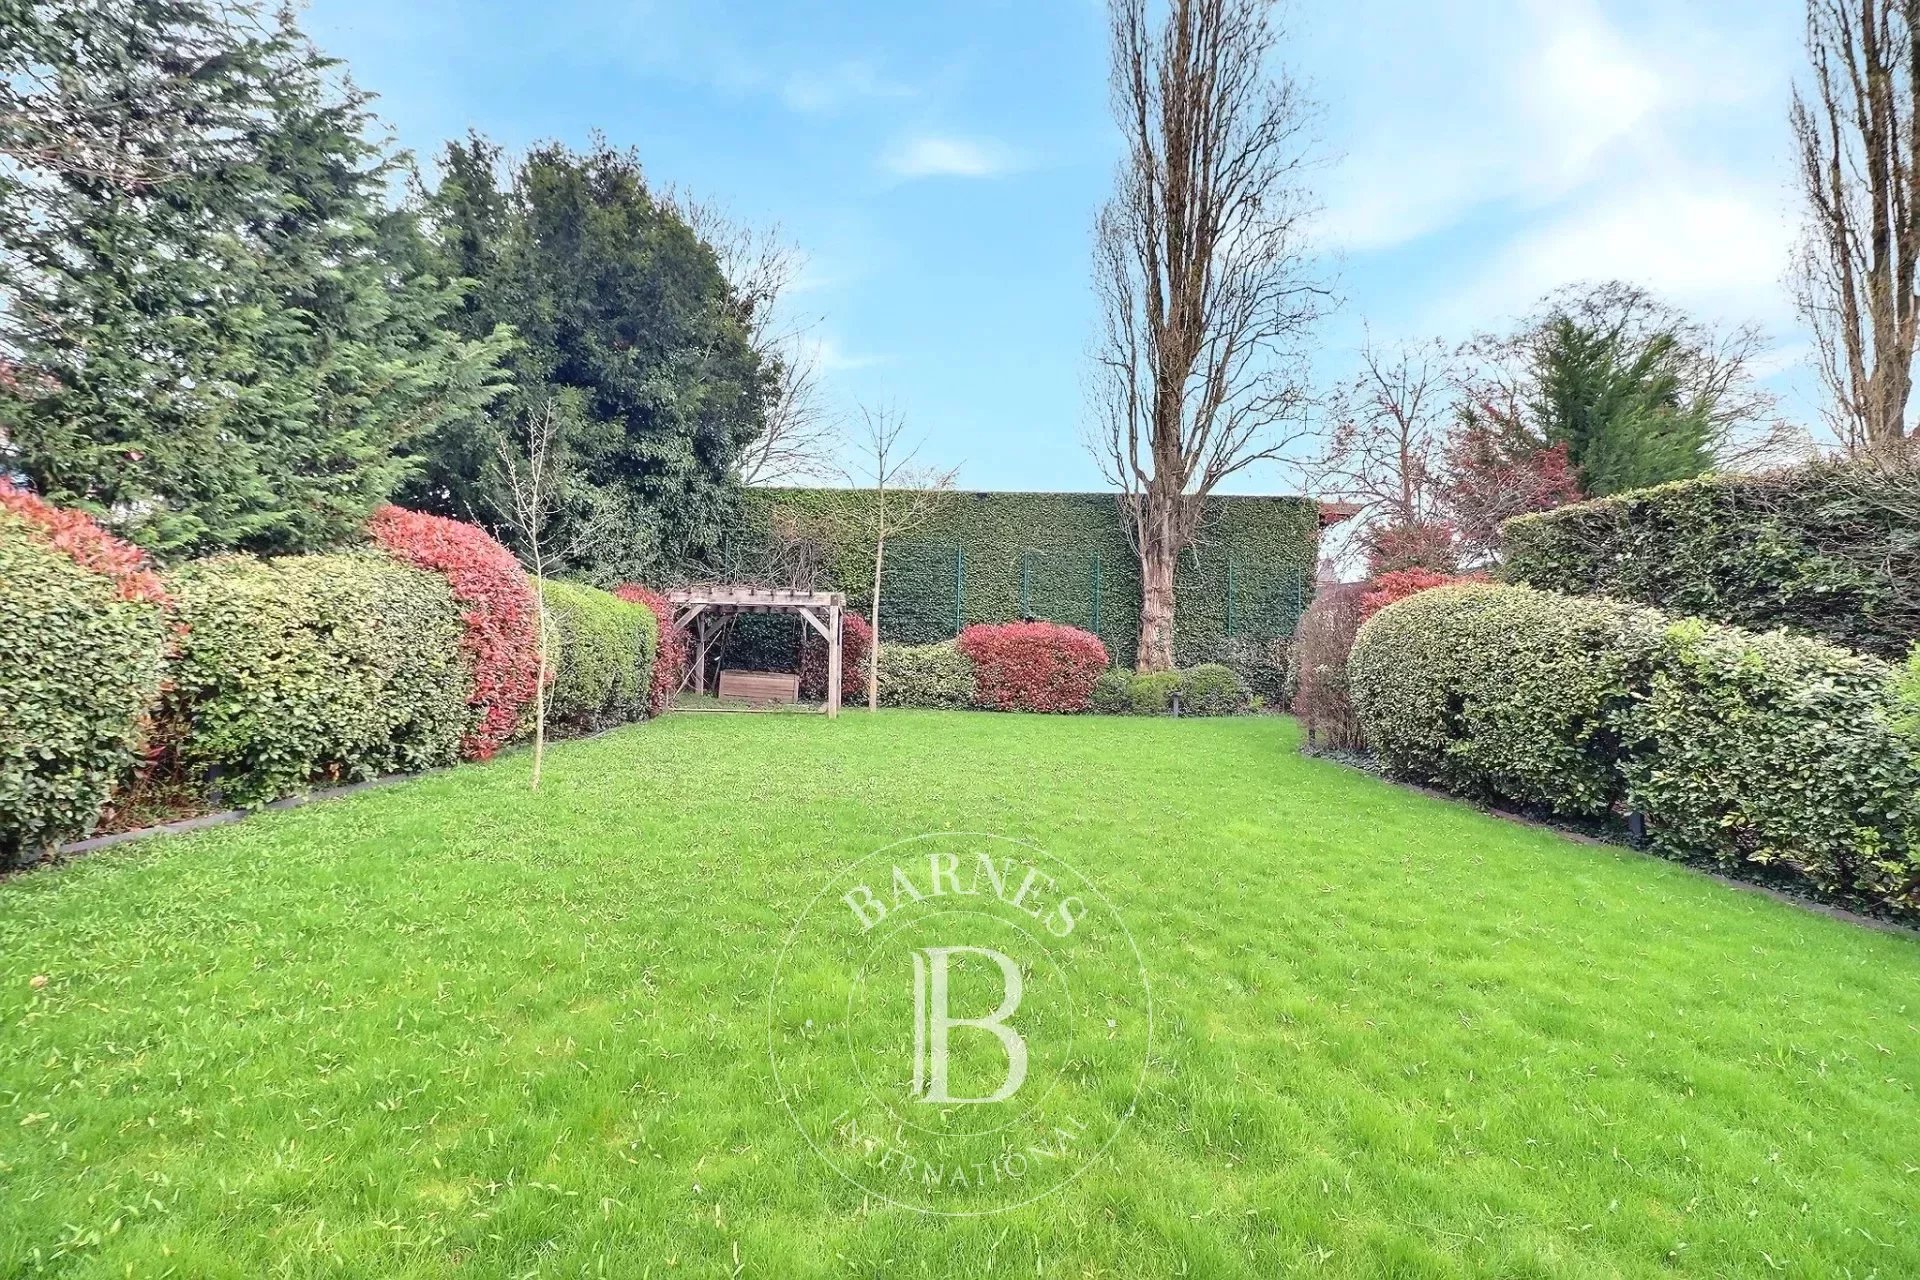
[0,501,170,865]
[369,506,540,759]
[1619,622,1919,906]
[727,489,1320,666]
[874,641,974,709]
[957,621,1109,713]
[164,553,470,808]
[1086,664,1248,716]
[1501,457,1920,659]
[1350,582,1920,916]
[614,584,688,716]
[539,580,657,733]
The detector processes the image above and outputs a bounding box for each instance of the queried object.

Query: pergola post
[826,603,843,718]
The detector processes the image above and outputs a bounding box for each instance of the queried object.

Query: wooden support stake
[827,603,843,719]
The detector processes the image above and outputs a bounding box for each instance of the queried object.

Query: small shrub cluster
[875,641,974,709]
[1500,456,1920,659]
[801,612,873,702]
[1087,663,1249,716]
[1127,670,1183,715]
[957,622,1109,713]
[368,506,540,759]
[614,584,688,715]
[1181,663,1248,715]
[1,505,170,865]
[538,580,658,734]
[1350,582,1920,916]
[164,553,471,808]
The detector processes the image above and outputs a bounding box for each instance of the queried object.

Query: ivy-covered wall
[718,489,1322,667]
[1500,460,1920,660]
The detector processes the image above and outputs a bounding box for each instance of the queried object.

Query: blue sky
[305,0,1813,493]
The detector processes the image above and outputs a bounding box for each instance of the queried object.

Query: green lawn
[3,713,1918,1278]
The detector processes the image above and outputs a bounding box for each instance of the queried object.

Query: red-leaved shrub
[957,621,1109,713]
[0,480,169,607]
[614,584,688,714]
[1359,568,1489,619]
[368,506,539,760]
[800,611,872,701]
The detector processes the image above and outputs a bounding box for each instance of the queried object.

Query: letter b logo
[910,946,1027,1104]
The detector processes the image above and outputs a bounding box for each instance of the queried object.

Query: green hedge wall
[164,553,471,808]
[1,516,169,864]
[538,579,658,733]
[1350,582,1920,917]
[1500,458,1920,659]
[721,489,1321,667]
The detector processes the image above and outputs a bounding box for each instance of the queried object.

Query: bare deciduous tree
[494,400,571,790]
[1089,0,1328,670]
[839,405,958,711]
[667,190,840,484]
[1309,337,1455,541]
[1791,0,1920,454]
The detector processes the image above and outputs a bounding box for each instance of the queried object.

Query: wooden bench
[716,669,801,705]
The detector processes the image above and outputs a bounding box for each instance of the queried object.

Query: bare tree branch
[664,189,842,484]
[838,405,959,711]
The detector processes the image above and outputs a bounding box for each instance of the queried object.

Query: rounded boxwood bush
[0,506,169,865]
[1181,663,1247,716]
[164,552,470,808]
[1090,668,1132,715]
[1348,583,1663,816]
[1127,670,1183,715]
[538,579,658,733]
[876,640,973,709]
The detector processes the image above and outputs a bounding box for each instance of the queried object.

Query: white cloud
[1435,173,1798,333]
[882,134,1021,180]
[1315,0,1783,254]
[802,333,888,374]
[779,59,915,114]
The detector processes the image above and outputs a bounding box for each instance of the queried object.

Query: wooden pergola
[665,587,848,717]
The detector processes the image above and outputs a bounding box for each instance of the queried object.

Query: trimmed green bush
[1501,457,1920,659]
[1,516,169,864]
[1619,621,1920,909]
[874,641,973,709]
[1090,668,1132,715]
[538,579,658,733]
[165,553,469,808]
[1351,582,1920,916]
[1349,584,1663,816]
[1127,671,1183,715]
[1181,663,1247,716]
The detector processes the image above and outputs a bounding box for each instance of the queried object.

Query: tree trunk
[1135,528,1177,672]
[531,578,548,790]
[867,534,884,711]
